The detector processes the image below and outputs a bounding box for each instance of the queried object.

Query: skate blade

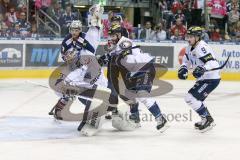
[105,116,112,120]
[80,129,98,137]
[80,126,99,137]
[199,123,216,133]
[135,123,141,128]
[194,126,199,130]
[158,122,170,133]
[52,118,62,124]
[129,120,141,129]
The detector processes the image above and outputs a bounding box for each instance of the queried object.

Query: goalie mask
[62,48,79,63]
[69,20,82,38]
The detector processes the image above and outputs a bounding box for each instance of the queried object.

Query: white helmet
[89,4,104,17]
[69,20,82,33]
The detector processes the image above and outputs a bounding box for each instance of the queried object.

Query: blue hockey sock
[148,102,161,118]
[196,104,209,117]
[130,103,139,114]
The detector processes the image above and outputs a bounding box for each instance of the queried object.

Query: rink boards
[0,69,239,81]
[0,40,239,80]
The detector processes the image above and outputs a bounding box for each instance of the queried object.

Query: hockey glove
[126,71,146,81]
[193,66,206,78]
[178,65,188,80]
[97,54,110,66]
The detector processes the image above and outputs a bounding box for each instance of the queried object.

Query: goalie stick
[25,80,136,116]
[24,80,57,115]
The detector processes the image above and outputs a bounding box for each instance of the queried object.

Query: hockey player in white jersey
[106,24,169,132]
[178,26,221,132]
[50,4,108,136]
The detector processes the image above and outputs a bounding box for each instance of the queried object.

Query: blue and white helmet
[69,20,82,33]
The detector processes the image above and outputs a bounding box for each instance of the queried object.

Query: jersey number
[201,47,207,54]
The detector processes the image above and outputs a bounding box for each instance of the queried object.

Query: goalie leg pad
[112,111,140,131]
[53,97,74,120]
[80,116,105,136]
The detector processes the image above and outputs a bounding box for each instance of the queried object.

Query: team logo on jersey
[190,50,197,57]
[203,54,214,62]
[82,42,87,47]
[119,40,132,50]
[203,92,208,98]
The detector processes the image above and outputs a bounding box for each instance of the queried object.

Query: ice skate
[129,113,141,128]
[156,115,169,133]
[196,115,216,133]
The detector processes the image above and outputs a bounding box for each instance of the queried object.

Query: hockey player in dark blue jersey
[61,21,96,64]
[50,4,108,136]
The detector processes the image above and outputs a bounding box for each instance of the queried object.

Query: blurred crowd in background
[0,0,240,41]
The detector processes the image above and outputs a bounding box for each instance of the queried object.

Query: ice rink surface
[0,79,239,160]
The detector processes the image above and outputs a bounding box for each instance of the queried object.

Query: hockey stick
[26,80,125,105]
[206,54,231,72]
[25,80,56,115]
[48,106,55,115]
[25,80,134,115]
[25,80,49,89]
[25,80,90,115]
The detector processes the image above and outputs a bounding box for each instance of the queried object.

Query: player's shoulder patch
[119,38,132,50]
[65,39,72,46]
[77,32,86,44]
[77,37,85,44]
